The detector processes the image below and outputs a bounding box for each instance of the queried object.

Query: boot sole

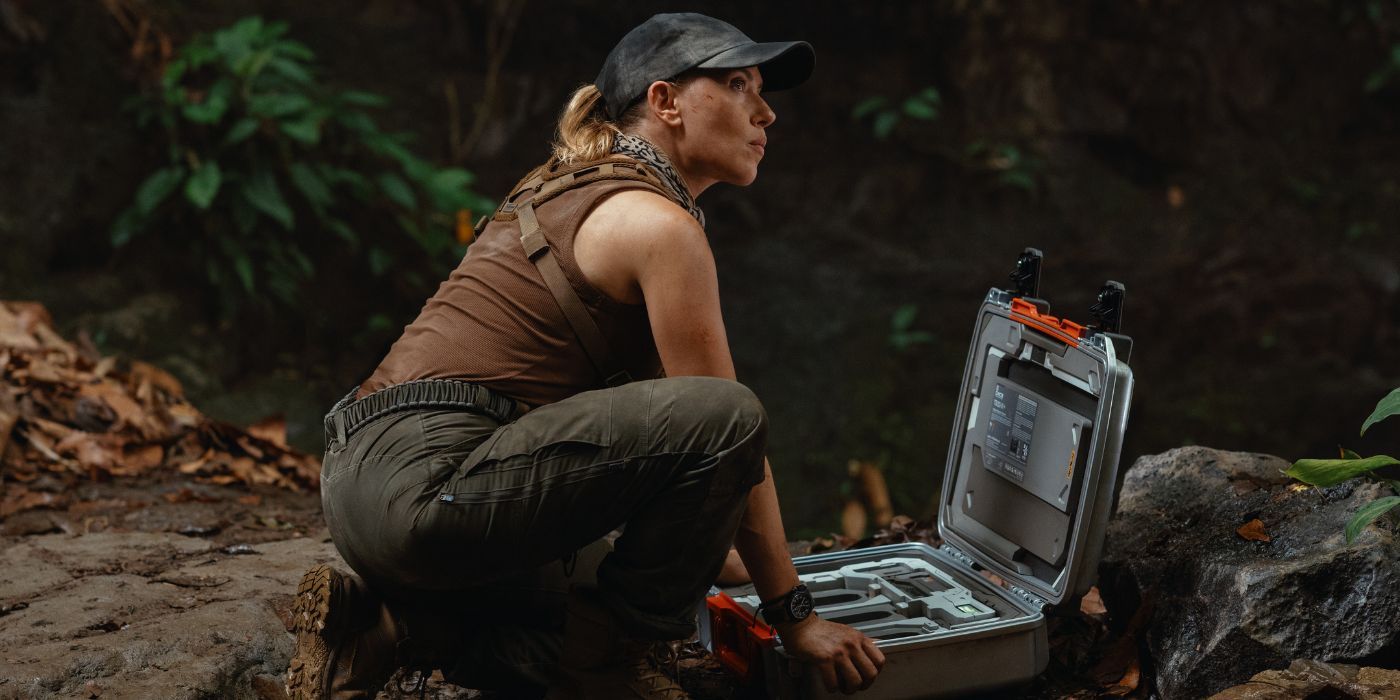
[286,564,342,700]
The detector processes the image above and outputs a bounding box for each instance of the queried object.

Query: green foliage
[1346,221,1379,241]
[1346,496,1400,543]
[1288,387,1400,543]
[888,304,935,351]
[1286,454,1400,487]
[966,141,1041,193]
[1361,388,1400,435]
[852,87,941,140]
[1365,44,1400,92]
[114,16,494,316]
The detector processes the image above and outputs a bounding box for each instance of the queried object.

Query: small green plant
[966,141,1041,193]
[852,87,941,140]
[114,16,493,315]
[1286,388,1400,543]
[888,304,935,351]
[1366,43,1400,92]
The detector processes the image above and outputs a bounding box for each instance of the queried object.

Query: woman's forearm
[732,457,802,602]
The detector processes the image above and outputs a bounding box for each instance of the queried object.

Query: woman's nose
[754,96,776,128]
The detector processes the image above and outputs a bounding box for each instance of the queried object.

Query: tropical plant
[1285,388,1400,543]
[965,140,1041,194]
[888,304,935,351]
[852,87,941,140]
[113,16,493,316]
[1366,43,1400,92]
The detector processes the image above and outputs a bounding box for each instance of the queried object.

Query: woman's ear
[644,80,683,127]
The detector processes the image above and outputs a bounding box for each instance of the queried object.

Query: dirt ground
[0,469,1107,700]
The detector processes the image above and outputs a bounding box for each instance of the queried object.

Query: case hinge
[940,545,1048,611]
[939,544,977,569]
[1006,583,1048,611]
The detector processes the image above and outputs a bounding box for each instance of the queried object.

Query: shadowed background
[2,0,1397,535]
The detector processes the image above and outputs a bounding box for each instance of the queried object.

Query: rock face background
[2,1,1399,534]
[1101,447,1400,699]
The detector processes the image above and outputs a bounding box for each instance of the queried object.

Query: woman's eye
[730,78,747,92]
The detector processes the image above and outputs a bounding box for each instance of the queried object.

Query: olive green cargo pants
[320,376,767,691]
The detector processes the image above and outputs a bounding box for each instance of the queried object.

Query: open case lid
[937,284,1134,608]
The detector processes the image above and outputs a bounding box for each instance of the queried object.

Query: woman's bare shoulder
[585,188,702,244]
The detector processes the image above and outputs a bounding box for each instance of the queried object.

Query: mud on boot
[286,564,404,700]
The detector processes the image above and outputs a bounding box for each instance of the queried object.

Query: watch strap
[758,584,812,625]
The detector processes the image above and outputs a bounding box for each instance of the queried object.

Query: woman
[286,13,884,700]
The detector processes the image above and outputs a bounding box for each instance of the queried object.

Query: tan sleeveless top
[358,169,669,407]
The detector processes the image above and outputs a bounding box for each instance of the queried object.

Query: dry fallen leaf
[0,487,69,518]
[91,356,116,379]
[247,415,287,447]
[1237,518,1272,542]
[1104,657,1141,696]
[23,427,66,463]
[228,456,258,482]
[162,487,221,504]
[165,402,203,429]
[1080,586,1108,616]
[128,359,183,397]
[236,435,265,460]
[0,408,16,462]
[119,443,164,473]
[19,361,67,383]
[2,300,318,490]
[8,302,54,330]
[177,452,211,474]
[54,430,121,472]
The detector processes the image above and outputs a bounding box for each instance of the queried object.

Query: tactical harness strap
[486,157,671,388]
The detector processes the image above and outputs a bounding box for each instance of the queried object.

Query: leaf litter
[0,300,320,519]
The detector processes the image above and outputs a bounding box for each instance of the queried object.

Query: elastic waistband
[324,379,521,447]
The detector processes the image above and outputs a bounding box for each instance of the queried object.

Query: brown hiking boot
[544,588,690,700]
[285,564,403,700]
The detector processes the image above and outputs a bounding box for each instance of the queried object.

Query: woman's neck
[624,125,713,199]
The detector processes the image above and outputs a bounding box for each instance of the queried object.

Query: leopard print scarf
[611,132,706,229]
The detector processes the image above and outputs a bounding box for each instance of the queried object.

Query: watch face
[788,586,814,620]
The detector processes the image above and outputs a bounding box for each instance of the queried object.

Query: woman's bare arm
[576,191,885,694]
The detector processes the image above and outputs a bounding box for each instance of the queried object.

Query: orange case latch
[1009,297,1088,347]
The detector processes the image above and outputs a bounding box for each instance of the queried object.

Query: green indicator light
[957,604,979,614]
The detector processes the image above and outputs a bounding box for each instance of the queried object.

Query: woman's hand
[776,616,885,694]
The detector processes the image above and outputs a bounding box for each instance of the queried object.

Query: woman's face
[672,67,776,189]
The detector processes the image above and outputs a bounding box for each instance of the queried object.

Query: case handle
[1009,247,1044,299]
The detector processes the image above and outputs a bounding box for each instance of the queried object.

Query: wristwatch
[758,584,814,625]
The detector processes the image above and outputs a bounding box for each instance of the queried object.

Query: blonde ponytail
[552,84,618,164]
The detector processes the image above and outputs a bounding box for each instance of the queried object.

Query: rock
[0,530,480,699]
[1208,659,1400,699]
[0,532,338,699]
[1101,447,1400,699]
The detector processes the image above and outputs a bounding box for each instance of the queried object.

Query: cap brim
[695,40,814,92]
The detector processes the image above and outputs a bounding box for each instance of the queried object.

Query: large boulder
[1100,446,1400,699]
[1208,660,1400,699]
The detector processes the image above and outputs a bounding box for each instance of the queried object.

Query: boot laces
[394,636,433,699]
[395,666,430,699]
[634,641,688,700]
